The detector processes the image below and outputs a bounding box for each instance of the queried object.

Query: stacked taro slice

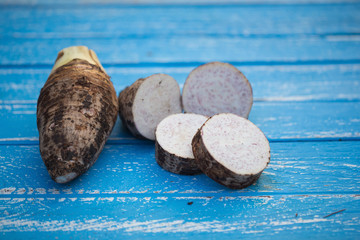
[118,61,270,189]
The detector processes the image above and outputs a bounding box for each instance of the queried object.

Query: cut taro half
[182,62,253,118]
[118,73,182,140]
[155,113,208,175]
[192,113,270,189]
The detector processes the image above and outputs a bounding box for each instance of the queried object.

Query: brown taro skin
[118,78,146,139]
[192,130,263,189]
[155,140,202,175]
[37,59,118,183]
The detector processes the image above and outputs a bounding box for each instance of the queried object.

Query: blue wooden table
[1,0,360,239]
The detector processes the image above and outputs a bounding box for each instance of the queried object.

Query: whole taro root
[37,46,118,183]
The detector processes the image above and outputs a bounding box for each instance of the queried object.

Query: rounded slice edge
[118,73,182,140]
[133,74,182,140]
[155,113,208,175]
[192,113,270,189]
[182,62,253,118]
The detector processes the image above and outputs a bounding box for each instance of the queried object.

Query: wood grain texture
[1,38,360,65]
[1,64,360,101]
[1,0,359,238]
[0,195,359,239]
[0,142,359,237]
[1,4,359,38]
[1,0,360,5]
[0,142,359,194]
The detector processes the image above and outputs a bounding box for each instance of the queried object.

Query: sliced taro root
[155,113,208,175]
[118,73,182,140]
[37,46,118,183]
[192,113,270,189]
[182,62,253,118]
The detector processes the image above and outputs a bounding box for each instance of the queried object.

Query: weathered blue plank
[1,64,360,101]
[1,38,360,65]
[0,142,359,194]
[0,195,359,239]
[0,102,359,142]
[1,4,359,38]
[0,142,359,238]
[1,0,359,6]
[1,0,359,238]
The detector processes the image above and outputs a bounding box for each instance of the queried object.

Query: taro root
[37,46,118,183]
[182,62,253,118]
[118,73,182,140]
[155,113,208,175]
[192,113,270,189]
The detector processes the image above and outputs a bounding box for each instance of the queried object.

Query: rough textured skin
[118,78,146,139]
[155,140,202,175]
[37,59,118,183]
[192,130,267,189]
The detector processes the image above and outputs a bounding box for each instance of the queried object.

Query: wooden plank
[0,101,359,142]
[1,64,360,102]
[1,4,360,38]
[1,1,359,239]
[1,37,360,65]
[1,0,359,6]
[0,142,359,194]
[0,195,359,239]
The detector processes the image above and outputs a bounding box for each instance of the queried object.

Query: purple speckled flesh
[182,62,253,118]
[155,113,208,175]
[192,113,270,189]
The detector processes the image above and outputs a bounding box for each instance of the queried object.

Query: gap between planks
[0,190,359,199]
[1,1,360,8]
[2,59,360,69]
[1,137,360,146]
[2,98,360,104]
[0,137,360,145]
[4,33,360,40]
